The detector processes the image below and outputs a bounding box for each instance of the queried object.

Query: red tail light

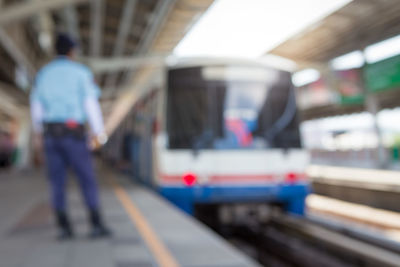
[182,172,197,186]
[285,172,300,184]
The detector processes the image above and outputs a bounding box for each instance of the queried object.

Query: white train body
[109,57,310,214]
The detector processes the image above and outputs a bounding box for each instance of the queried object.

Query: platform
[0,165,259,267]
[307,164,400,212]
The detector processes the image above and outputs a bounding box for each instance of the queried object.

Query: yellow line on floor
[110,179,179,267]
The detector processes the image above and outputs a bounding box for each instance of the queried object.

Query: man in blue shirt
[31,33,110,239]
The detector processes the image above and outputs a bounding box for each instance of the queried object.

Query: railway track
[223,212,400,267]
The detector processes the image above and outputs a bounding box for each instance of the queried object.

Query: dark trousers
[44,135,99,212]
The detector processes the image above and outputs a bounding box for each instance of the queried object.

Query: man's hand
[33,133,43,151]
[89,133,108,151]
[32,133,44,166]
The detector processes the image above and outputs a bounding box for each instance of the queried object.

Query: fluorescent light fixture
[39,32,52,51]
[15,66,29,90]
[292,68,320,87]
[365,34,400,63]
[330,50,364,70]
[259,54,297,72]
[174,0,351,58]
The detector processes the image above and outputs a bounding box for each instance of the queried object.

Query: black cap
[55,33,77,55]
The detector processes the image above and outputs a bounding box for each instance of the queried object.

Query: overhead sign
[335,68,364,105]
[296,78,337,109]
[364,54,400,92]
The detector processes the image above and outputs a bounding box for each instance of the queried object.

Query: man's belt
[44,121,85,139]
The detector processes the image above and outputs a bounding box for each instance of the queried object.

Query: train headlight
[182,172,197,187]
[285,172,300,184]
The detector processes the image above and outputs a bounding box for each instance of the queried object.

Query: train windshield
[167,65,301,149]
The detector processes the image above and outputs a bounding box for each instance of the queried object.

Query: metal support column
[362,50,388,168]
[14,113,31,169]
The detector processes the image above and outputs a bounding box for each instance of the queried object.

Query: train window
[167,66,301,150]
[167,67,208,149]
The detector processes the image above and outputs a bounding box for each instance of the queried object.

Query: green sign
[340,94,364,105]
[364,54,400,92]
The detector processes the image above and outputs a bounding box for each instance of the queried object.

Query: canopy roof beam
[0,0,89,26]
[0,28,35,81]
[122,0,176,84]
[90,0,104,57]
[87,54,166,74]
[61,6,81,48]
[104,0,138,89]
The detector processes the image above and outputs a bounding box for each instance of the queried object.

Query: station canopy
[0,0,213,133]
[1,0,400,131]
[268,0,400,120]
[270,0,400,64]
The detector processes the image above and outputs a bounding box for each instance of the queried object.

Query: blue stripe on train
[159,183,310,215]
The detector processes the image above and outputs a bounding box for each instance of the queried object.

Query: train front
[156,61,310,215]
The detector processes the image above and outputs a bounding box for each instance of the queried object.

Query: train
[104,57,310,216]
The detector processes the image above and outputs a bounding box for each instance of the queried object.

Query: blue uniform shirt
[31,57,100,124]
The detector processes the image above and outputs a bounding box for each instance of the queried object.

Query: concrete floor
[0,166,259,267]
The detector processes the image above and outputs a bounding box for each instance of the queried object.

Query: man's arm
[30,91,44,162]
[84,97,108,148]
[81,68,107,148]
[30,98,44,134]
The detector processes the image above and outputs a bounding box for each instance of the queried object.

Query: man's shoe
[88,225,112,239]
[56,211,74,240]
[88,209,112,238]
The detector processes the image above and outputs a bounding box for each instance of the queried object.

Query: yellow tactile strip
[110,179,179,267]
